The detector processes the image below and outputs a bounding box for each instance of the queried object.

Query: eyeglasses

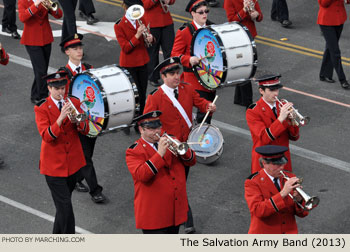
[195,9,209,15]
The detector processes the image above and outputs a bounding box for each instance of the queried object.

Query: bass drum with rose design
[70,65,140,137]
[191,22,257,90]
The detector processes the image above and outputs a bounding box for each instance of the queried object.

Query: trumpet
[160,0,169,13]
[275,97,310,126]
[126,5,153,48]
[280,171,320,211]
[247,0,257,13]
[41,0,59,12]
[156,133,189,156]
[60,95,88,123]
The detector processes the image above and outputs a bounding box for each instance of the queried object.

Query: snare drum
[70,65,140,137]
[188,124,224,164]
[191,22,257,90]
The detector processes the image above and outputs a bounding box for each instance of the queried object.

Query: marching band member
[125,110,196,234]
[244,145,308,234]
[223,0,263,107]
[18,0,63,104]
[246,75,299,173]
[271,0,292,28]
[115,0,154,122]
[0,43,9,65]
[34,71,89,234]
[59,33,107,204]
[318,0,349,89]
[57,0,78,44]
[142,0,176,86]
[171,0,215,124]
[143,57,216,234]
[1,0,21,39]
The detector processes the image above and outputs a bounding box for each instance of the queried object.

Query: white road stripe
[8,53,57,73]
[212,119,350,172]
[0,195,93,234]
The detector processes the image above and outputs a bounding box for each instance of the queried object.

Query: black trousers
[271,0,289,21]
[45,173,77,234]
[195,90,216,124]
[184,166,194,229]
[58,0,78,43]
[77,134,103,196]
[25,44,51,100]
[142,225,180,234]
[147,24,175,82]
[319,24,346,82]
[2,0,17,31]
[125,64,148,114]
[78,0,96,15]
[234,80,253,107]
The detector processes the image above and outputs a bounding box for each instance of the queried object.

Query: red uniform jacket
[171,21,212,92]
[142,0,175,28]
[18,0,63,46]
[114,16,150,67]
[223,0,263,38]
[34,96,89,177]
[62,63,92,97]
[317,0,347,26]
[126,138,196,229]
[245,170,308,234]
[246,98,299,173]
[144,83,210,142]
[0,48,9,65]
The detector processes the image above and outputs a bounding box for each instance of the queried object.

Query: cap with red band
[59,33,83,50]
[255,145,288,165]
[255,74,283,89]
[43,71,68,87]
[185,0,207,12]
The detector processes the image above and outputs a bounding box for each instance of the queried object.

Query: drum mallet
[196,95,218,134]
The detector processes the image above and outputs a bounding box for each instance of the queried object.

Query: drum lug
[100,72,122,79]
[226,44,250,50]
[220,28,240,34]
[105,109,133,117]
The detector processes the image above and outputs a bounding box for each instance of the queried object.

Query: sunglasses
[195,9,210,15]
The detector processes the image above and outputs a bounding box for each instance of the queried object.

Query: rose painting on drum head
[205,41,216,64]
[191,28,224,90]
[83,86,96,109]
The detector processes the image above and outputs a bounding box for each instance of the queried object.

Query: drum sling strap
[160,85,192,129]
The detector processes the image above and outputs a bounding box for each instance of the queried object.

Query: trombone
[280,171,319,211]
[275,97,310,126]
[156,133,189,156]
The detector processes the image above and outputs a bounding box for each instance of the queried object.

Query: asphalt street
[1,0,350,234]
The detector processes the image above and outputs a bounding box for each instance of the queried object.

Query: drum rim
[190,26,228,91]
[69,72,110,132]
[233,22,258,79]
[188,124,224,158]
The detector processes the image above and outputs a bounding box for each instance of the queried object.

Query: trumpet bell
[299,116,310,126]
[126,4,145,20]
[304,196,320,211]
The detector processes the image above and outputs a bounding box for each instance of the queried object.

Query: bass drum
[191,22,257,90]
[70,65,140,137]
[188,124,224,164]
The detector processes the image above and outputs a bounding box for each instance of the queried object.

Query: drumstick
[196,95,218,134]
[198,54,213,62]
[187,142,204,145]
